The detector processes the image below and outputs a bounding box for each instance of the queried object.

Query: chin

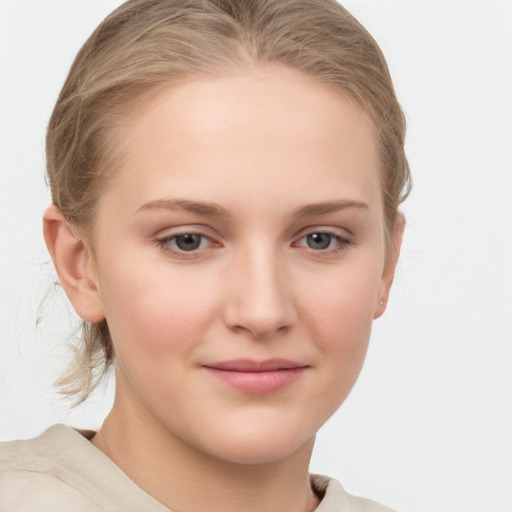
[196,425,316,466]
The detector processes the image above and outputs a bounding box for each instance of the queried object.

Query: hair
[46,0,411,404]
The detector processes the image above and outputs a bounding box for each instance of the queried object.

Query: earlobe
[374,217,406,319]
[43,205,105,323]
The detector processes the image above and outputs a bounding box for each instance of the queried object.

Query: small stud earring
[379,300,384,306]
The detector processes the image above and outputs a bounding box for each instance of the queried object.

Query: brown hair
[46,0,411,403]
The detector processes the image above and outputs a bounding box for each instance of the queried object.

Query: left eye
[295,232,347,251]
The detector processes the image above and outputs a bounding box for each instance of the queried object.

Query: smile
[203,359,309,394]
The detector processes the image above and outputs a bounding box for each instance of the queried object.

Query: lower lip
[204,367,307,394]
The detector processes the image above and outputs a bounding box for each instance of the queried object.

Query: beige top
[0,425,396,511]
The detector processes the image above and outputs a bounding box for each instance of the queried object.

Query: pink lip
[203,359,308,394]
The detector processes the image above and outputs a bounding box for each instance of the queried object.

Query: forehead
[101,65,382,216]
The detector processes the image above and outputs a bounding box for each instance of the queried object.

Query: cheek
[303,261,381,339]
[298,258,383,384]
[98,259,220,360]
[314,293,373,381]
[97,261,224,417]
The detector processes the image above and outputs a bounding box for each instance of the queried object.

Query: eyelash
[154,229,353,258]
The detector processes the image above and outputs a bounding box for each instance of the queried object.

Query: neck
[92,386,319,512]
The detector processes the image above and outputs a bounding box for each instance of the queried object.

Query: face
[85,65,396,465]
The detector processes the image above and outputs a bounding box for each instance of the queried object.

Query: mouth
[202,359,309,394]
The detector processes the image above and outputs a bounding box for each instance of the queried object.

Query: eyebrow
[294,200,369,217]
[136,198,230,217]
[136,198,369,218]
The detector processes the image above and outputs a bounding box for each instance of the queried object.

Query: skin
[44,65,403,512]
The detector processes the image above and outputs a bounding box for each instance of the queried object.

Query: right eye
[155,231,218,258]
[171,234,206,251]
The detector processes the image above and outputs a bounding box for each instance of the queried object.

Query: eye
[173,234,205,251]
[155,231,218,257]
[294,230,353,253]
[305,233,335,250]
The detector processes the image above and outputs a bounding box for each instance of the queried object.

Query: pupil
[307,233,331,250]
[176,234,201,251]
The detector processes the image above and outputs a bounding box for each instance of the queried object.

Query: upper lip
[203,359,308,372]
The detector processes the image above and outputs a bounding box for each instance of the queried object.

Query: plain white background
[1,1,511,511]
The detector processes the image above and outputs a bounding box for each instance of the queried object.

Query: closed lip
[203,359,308,372]
[202,359,309,394]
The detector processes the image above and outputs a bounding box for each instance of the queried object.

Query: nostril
[225,303,296,340]
[230,321,289,340]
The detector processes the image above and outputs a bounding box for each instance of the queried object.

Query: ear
[43,205,105,323]
[374,217,405,319]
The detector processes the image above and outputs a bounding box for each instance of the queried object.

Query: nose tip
[222,256,297,340]
[228,303,295,339]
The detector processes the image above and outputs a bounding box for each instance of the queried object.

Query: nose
[222,245,297,340]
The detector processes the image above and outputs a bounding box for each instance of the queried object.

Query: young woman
[0,1,410,510]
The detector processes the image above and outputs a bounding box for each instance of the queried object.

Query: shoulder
[0,424,169,512]
[312,474,399,512]
[0,425,102,511]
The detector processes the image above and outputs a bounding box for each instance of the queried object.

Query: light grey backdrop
[1,2,511,512]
